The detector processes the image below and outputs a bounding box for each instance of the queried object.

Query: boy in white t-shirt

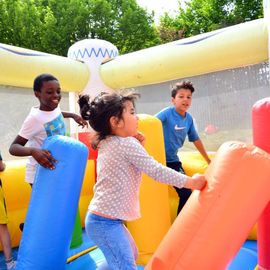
[9,73,87,184]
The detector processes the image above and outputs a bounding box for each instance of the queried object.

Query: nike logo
[174,125,185,130]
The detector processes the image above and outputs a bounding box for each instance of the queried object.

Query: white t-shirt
[19,106,66,184]
[89,136,187,221]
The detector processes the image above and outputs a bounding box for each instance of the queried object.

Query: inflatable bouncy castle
[0,1,270,269]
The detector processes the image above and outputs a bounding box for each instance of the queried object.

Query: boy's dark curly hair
[171,80,195,98]
[33,74,58,92]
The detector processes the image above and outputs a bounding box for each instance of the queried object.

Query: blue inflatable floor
[67,231,144,269]
[0,239,256,270]
[67,248,144,270]
[227,240,257,270]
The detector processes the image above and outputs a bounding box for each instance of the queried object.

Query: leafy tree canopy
[0,0,263,54]
[158,0,263,42]
[0,0,160,55]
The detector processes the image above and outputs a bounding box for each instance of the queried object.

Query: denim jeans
[85,211,138,270]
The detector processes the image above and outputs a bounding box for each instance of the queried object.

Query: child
[0,153,16,270]
[78,91,206,270]
[9,73,87,185]
[155,81,211,215]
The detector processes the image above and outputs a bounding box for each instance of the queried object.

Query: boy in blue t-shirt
[156,81,211,215]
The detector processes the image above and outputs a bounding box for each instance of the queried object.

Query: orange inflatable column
[252,97,270,270]
[145,141,270,270]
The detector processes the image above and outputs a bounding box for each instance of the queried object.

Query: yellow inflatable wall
[0,43,89,92]
[101,19,267,88]
[128,115,171,264]
[0,160,30,248]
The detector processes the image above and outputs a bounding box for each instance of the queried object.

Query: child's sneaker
[6,259,16,270]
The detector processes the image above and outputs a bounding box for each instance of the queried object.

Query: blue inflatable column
[16,135,88,270]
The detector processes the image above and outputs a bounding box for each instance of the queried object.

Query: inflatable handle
[16,135,88,270]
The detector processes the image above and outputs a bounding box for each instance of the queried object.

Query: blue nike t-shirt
[155,106,199,162]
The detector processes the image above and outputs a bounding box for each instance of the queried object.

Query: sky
[136,0,184,23]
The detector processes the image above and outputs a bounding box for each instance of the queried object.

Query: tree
[86,0,160,54]
[228,0,263,24]
[158,0,263,43]
[38,0,90,55]
[0,0,43,49]
[158,13,185,43]
[0,0,161,55]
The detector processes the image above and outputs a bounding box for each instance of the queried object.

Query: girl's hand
[184,173,206,190]
[134,132,146,146]
[31,149,57,170]
[73,114,88,128]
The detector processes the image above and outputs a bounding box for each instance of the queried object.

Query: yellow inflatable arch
[0,17,268,266]
[0,19,267,91]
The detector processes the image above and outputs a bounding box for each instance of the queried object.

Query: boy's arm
[193,139,211,164]
[62,111,88,128]
[9,135,56,170]
[9,135,33,156]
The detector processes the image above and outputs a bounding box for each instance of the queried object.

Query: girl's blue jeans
[85,211,138,270]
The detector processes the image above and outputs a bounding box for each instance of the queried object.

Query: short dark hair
[78,90,140,148]
[171,80,195,98]
[33,74,58,92]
